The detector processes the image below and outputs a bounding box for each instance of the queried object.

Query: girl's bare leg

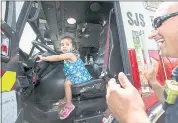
[60,80,75,119]
[64,80,72,105]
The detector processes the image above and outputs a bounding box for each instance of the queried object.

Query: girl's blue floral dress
[63,53,92,84]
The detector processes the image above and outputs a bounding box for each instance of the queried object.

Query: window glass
[18,2,51,56]
[16,2,24,22]
[1,1,6,20]
[19,23,48,56]
[19,23,37,54]
[1,2,24,22]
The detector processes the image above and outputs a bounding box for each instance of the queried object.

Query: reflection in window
[19,23,36,54]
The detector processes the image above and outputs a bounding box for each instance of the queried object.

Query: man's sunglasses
[152,12,178,29]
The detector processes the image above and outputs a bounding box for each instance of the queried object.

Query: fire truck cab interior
[1,1,131,123]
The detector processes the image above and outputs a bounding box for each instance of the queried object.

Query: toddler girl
[38,36,92,119]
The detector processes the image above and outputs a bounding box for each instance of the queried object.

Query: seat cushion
[72,79,105,95]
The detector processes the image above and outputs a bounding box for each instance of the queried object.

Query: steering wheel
[32,40,57,55]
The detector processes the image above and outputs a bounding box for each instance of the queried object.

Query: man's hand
[144,58,165,103]
[106,72,149,123]
[144,58,159,84]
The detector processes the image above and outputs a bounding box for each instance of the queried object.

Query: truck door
[114,1,166,122]
[0,1,32,123]
[1,1,20,123]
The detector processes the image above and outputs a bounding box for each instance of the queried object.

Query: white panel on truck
[119,2,159,50]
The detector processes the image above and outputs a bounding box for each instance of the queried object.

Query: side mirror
[1,20,17,63]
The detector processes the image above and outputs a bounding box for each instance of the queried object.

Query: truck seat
[72,21,123,100]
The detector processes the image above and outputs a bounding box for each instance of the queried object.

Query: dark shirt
[164,66,178,123]
[171,66,178,81]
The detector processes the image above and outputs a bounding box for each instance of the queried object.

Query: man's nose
[148,29,159,40]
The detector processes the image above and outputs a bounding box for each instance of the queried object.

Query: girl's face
[60,38,73,53]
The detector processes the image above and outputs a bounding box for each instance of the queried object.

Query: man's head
[149,2,178,57]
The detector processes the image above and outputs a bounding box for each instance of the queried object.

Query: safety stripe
[1,71,16,92]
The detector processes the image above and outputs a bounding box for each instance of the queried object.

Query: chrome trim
[148,103,165,123]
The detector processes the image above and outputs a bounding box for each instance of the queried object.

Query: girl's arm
[39,53,76,62]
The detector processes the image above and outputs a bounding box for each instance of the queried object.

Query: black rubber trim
[114,2,133,83]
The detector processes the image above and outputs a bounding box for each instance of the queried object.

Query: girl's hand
[36,55,43,62]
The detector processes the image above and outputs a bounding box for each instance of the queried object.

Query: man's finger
[118,72,132,89]
[106,82,121,104]
[107,78,121,90]
[108,78,117,86]
[108,78,121,91]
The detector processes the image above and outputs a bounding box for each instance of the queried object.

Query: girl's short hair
[59,34,78,50]
[59,34,79,56]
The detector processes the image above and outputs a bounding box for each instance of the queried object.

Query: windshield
[17,2,54,55]
[19,23,38,54]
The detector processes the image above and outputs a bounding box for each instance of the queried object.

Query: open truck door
[0,1,28,123]
[1,20,19,123]
[0,1,21,123]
